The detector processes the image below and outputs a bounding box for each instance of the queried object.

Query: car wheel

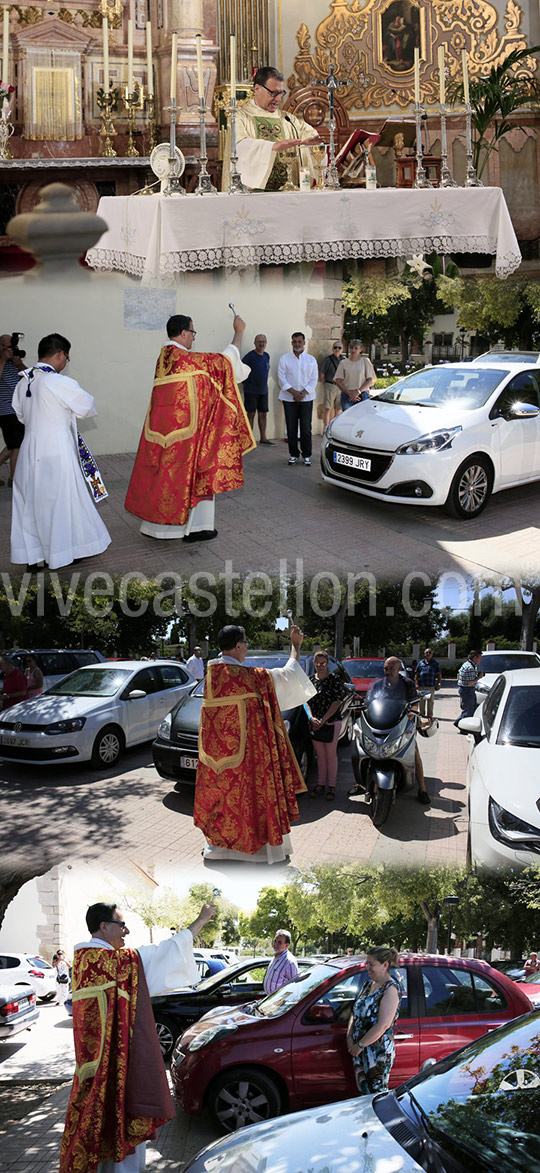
[444,456,493,520]
[371,786,393,828]
[209,1066,282,1133]
[154,1014,178,1060]
[90,725,125,768]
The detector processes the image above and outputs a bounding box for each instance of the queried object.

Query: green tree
[437,275,540,350]
[246,886,299,949]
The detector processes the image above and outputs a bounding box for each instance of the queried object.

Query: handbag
[56,973,69,984]
[311,722,335,743]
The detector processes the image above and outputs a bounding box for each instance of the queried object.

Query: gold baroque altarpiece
[289,0,534,110]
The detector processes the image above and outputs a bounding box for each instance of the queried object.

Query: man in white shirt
[278,332,319,466]
[186,646,205,680]
[60,899,215,1173]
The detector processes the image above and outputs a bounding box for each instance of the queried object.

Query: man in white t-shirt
[186,646,205,680]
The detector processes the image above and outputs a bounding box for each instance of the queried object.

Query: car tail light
[28,969,44,978]
[0,1001,19,1015]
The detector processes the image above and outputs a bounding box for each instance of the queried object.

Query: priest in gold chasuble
[222,66,320,191]
[194,624,317,864]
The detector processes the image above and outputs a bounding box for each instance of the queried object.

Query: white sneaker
[288,456,297,465]
[304,457,312,466]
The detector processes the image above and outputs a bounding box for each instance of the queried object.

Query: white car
[464,668,540,868]
[0,952,57,1001]
[320,360,540,519]
[0,660,197,768]
[475,649,540,706]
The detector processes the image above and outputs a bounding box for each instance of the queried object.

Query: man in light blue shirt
[263,929,299,994]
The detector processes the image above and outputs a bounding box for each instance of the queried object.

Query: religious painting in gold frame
[379,2,423,73]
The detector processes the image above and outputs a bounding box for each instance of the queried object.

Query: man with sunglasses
[222,66,321,191]
[320,341,344,428]
[60,899,215,1173]
[125,312,255,541]
[10,332,111,570]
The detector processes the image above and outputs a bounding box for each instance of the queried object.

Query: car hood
[0,695,112,722]
[483,745,540,818]
[328,398,469,451]
[183,1095,422,1173]
[170,691,203,734]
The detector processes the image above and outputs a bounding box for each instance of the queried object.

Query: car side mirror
[127,689,147,699]
[504,401,540,420]
[307,1002,335,1021]
[458,716,482,735]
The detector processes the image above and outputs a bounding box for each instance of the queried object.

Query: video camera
[10,331,26,359]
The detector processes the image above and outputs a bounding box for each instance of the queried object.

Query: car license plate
[333,451,371,471]
[1,735,30,747]
[180,755,198,769]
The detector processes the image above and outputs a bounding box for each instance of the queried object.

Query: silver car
[0,660,197,768]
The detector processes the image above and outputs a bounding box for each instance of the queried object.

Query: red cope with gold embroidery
[193,661,307,855]
[124,347,255,526]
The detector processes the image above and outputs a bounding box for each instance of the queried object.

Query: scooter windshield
[365,696,408,730]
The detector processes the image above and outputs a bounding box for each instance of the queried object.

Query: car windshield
[375,366,505,409]
[46,668,132,697]
[345,660,385,677]
[192,961,264,992]
[255,964,336,1018]
[480,654,540,674]
[497,685,540,748]
[393,1012,540,1171]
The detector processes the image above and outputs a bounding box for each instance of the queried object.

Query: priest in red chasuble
[60,899,215,1173]
[194,624,317,864]
[124,314,255,542]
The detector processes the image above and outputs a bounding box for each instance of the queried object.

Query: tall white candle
[102,16,109,91]
[438,43,445,105]
[413,47,420,105]
[230,33,236,100]
[461,48,469,104]
[170,31,177,102]
[2,8,9,84]
[195,33,204,102]
[127,18,134,93]
[146,20,153,95]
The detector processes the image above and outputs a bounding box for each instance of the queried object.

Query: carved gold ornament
[289,0,534,111]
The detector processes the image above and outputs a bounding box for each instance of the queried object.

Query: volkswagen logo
[15,722,22,733]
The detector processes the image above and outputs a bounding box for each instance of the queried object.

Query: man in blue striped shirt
[263,930,299,994]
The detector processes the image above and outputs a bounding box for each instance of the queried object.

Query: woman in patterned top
[307,651,347,801]
[346,945,402,1094]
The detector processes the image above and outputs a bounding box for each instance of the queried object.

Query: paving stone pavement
[1,439,538,579]
[0,1082,220,1173]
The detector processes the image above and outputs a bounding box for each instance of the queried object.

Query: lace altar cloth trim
[88,236,518,281]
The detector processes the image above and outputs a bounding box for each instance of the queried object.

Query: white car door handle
[394,1033,414,1040]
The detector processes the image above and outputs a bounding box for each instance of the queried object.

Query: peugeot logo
[15,722,22,732]
[355,429,364,439]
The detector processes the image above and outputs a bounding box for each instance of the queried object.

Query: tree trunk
[520,584,540,650]
[420,901,440,953]
[0,867,50,931]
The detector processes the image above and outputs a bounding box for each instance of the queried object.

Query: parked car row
[0,984,39,1041]
[0,952,57,1001]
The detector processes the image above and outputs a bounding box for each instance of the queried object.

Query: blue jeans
[458,685,477,720]
[341,389,370,412]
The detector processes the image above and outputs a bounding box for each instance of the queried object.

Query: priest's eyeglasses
[259,84,287,97]
[106,919,127,929]
[186,328,197,337]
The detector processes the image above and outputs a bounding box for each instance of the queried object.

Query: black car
[152,652,356,785]
[152,955,313,1059]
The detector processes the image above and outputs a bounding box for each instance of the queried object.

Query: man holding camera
[0,332,25,485]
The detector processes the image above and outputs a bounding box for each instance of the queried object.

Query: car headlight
[395,426,462,455]
[157,712,172,741]
[488,798,540,851]
[187,1023,238,1052]
[45,718,86,735]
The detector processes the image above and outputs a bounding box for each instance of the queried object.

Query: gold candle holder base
[280,149,298,192]
[98,102,117,158]
[124,85,142,158]
[145,92,158,155]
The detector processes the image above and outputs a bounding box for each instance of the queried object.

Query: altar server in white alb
[10,333,111,571]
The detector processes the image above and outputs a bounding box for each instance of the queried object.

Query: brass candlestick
[145,91,157,154]
[124,84,142,157]
[97,88,118,158]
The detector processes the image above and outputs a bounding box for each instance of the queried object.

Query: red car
[171,953,533,1133]
[343,657,387,702]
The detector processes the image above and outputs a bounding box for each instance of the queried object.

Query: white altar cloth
[86,187,521,283]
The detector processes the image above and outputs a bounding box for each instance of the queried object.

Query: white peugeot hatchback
[320,360,540,519]
[0,660,196,768]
